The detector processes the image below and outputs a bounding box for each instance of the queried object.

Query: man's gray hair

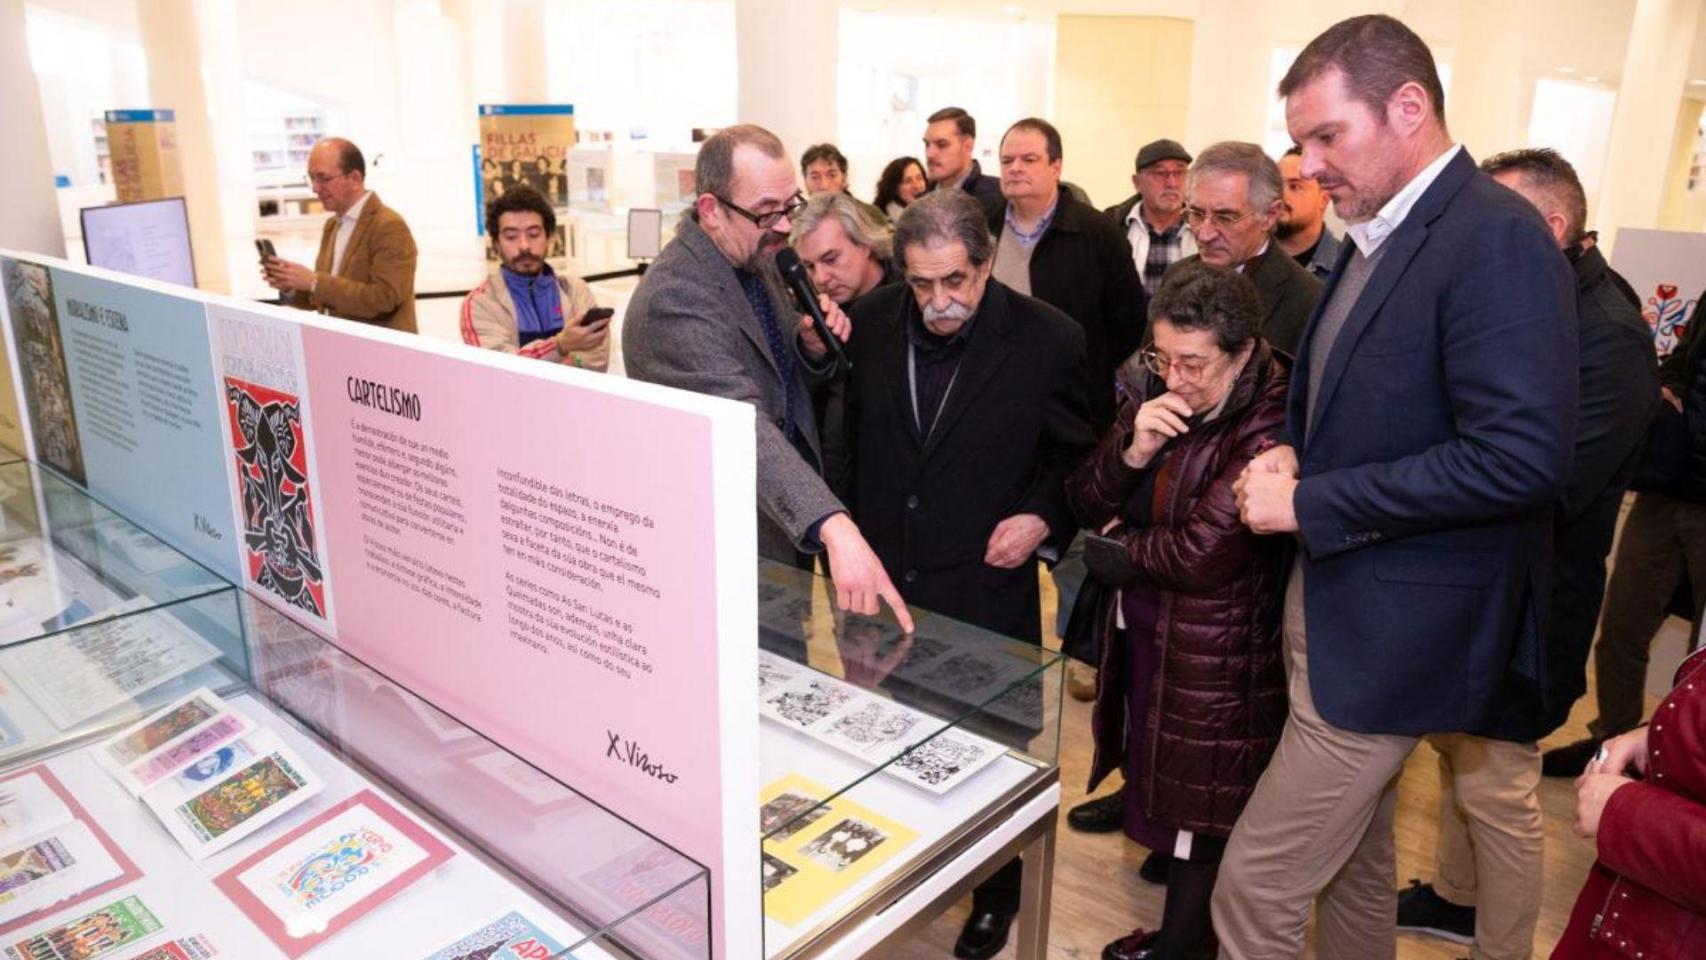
[1188,141,1284,215]
[691,124,786,221]
[791,194,893,263]
[893,190,994,267]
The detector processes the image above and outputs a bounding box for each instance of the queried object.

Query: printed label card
[2,893,162,960]
[95,688,253,795]
[419,910,565,960]
[1,601,221,729]
[212,789,453,958]
[141,731,321,860]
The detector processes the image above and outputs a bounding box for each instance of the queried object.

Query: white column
[1598,0,1705,253]
[1447,0,1534,160]
[1184,0,1281,149]
[136,0,257,294]
[501,0,550,101]
[735,0,837,160]
[0,0,66,256]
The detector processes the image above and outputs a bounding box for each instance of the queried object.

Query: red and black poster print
[224,376,325,617]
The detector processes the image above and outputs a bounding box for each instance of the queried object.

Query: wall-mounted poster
[104,110,184,205]
[1609,227,1706,358]
[476,104,576,259]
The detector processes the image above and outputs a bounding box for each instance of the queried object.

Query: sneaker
[1396,879,1475,945]
[1542,737,1603,778]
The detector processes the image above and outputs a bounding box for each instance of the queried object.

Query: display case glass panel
[755,560,1063,957]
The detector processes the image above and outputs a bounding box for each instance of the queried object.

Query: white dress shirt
[331,191,372,275]
[1344,144,1462,257]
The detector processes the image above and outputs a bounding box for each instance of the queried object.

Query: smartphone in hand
[254,238,277,264]
[580,307,614,327]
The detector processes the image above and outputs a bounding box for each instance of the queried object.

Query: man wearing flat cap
[1105,139,1196,295]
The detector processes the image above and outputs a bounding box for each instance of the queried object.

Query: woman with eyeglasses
[1066,260,1290,960]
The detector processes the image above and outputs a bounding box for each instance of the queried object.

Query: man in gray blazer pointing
[624,124,912,631]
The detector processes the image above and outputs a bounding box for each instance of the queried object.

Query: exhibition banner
[1609,227,1706,358]
[104,110,185,205]
[0,249,761,959]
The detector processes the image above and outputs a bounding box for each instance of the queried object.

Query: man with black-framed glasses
[625,124,912,631]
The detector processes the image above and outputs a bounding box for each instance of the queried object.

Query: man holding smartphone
[459,185,610,370]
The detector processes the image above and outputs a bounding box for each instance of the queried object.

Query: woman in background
[873,157,927,221]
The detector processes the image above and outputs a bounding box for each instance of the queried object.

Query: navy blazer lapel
[1301,149,1477,451]
[921,283,1016,460]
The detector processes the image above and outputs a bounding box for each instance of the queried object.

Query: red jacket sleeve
[1596,779,1706,915]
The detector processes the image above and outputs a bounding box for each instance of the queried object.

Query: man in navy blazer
[1216,16,1577,959]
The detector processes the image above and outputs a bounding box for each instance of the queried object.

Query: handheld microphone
[775,248,850,371]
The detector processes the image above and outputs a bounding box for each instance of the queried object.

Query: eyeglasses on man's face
[1183,206,1257,230]
[717,192,807,230]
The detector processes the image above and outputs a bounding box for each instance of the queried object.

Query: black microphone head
[775,246,804,278]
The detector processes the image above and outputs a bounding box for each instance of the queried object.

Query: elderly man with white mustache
[801,186,1094,959]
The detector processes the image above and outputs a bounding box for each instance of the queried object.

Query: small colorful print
[175,754,308,843]
[119,935,216,960]
[0,838,72,896]
[102,697,218,766]
[420,911,565,960]
[271,827,394,911]
[3,895,161,960]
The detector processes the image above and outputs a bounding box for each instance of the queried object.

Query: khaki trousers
[1425,734,1543,960]
[1213,572,1419,959]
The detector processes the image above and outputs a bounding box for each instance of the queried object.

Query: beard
[505,254,545,275]
[1274,216,1304,240]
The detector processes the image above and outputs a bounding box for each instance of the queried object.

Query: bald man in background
[262,137,419,333]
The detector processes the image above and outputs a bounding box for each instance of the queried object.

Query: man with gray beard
[824,188,1093,958]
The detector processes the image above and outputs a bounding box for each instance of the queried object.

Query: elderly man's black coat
[844,279,1094,642]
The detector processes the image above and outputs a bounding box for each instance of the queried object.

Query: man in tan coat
[459,185,609,369]
[262,138,418,333]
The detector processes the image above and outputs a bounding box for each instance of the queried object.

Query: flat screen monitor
[627,208,663,260]
[80,197,197,288]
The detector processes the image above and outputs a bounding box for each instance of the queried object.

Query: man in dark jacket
[842,188,1093,959]
[1543,285,1706,777]
[922,106,1003,208]
[1170,141,1322,355]
[1394,148,1659,960]
[985,117,1147,436]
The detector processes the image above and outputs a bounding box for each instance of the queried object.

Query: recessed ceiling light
[1584,75,1601,83]
[1691,79,1706,85]
[1557,66,1576,74]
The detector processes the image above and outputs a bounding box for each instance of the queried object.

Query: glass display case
[0,460,246,768]
[0,463,710,960]
[755,560,1064,958]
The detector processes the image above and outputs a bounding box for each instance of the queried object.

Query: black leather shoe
[1067,791,1125,833]
[1102,927,1160,960]
[1139,851,1171,885]
[1542,737,1603,778]
[954,909,1014,960]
